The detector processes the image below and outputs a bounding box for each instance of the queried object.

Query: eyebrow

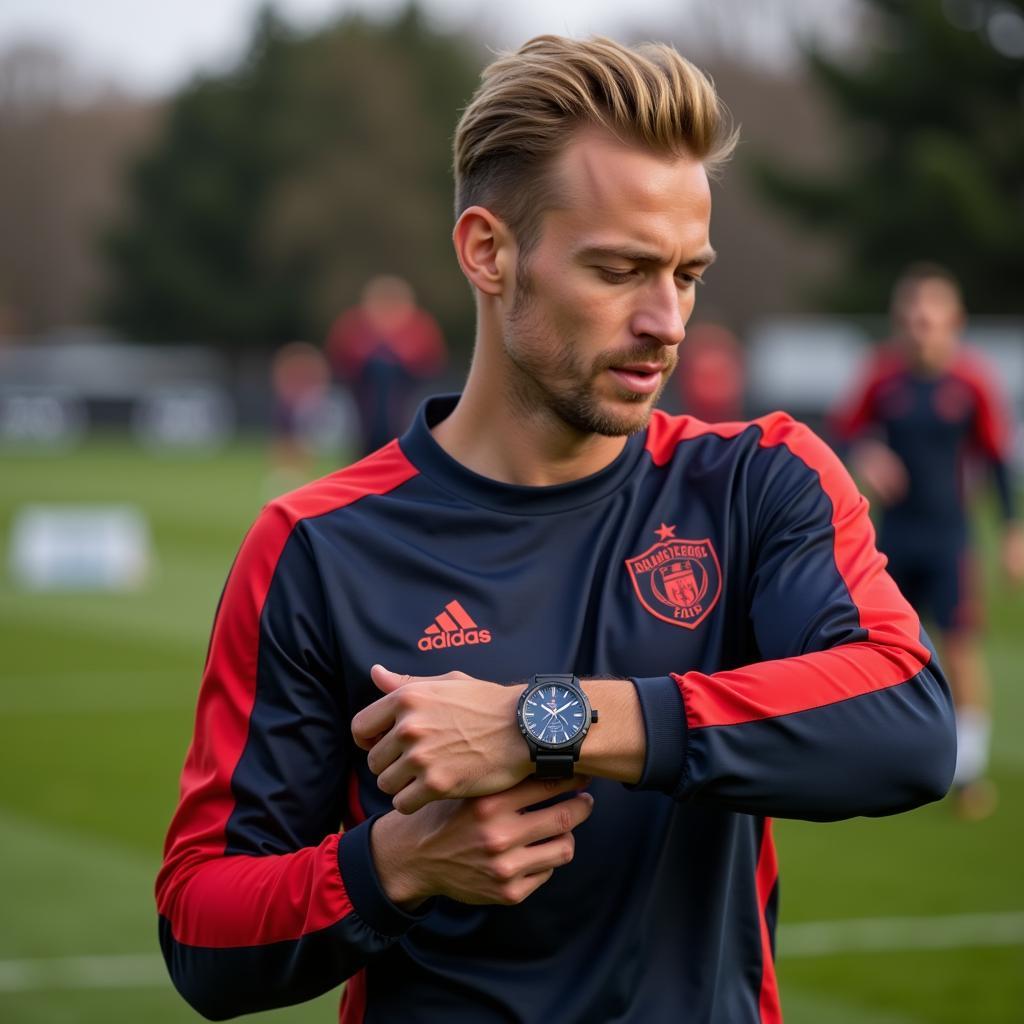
[574,245,718,271]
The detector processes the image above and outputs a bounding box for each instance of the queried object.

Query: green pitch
[0,441,1021,1023]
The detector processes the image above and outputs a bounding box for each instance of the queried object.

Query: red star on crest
[654,522,677,541]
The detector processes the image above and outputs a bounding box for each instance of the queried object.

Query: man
[326,275,447,455]
[157,37,955,1023]
[831,264,1023,819]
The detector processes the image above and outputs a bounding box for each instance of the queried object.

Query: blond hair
[454,35,737,256]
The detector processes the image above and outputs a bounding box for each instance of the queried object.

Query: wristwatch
[516,674,599,778]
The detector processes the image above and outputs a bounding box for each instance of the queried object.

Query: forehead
[895,277,961,309]
[542,127,712,254]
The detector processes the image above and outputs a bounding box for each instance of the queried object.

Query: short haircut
[453,35,738,259]
[892,262,964,308]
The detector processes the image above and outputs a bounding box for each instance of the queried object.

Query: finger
[351,693,398,749]
[517,868,555,899]
[516,792,594,847]
[508,773,592,812]
[369,664,414,695]
[365,727,404,777]
[504,830,578,878]
[392,778,434,815]
[376,756,418,799]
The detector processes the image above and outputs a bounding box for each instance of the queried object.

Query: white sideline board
[7,505,153,591]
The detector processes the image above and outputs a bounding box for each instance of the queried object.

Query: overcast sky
[0,0,859,96]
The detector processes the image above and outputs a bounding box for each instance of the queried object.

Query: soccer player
[157,37,956,1023]
[830,264,1023,819]
[326,275,447,455]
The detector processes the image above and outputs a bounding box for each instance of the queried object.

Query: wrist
[575,678,645,783]
[369,811,430,910]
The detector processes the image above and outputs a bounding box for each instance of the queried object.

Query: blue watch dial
[521,684,586,745]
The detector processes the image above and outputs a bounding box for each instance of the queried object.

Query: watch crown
[591,709,599,723]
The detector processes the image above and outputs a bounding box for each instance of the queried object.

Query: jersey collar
[398,393,647,516]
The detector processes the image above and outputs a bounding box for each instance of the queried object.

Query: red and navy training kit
[830,346,1017,633]
[157,393,955,1023]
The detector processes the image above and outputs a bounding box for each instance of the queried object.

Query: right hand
[851,440,909,506]
[370,775,594,909]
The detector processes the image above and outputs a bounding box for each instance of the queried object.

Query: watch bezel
[516,676,593,752]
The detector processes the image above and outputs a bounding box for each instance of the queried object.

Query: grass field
[1,439,1021,1023]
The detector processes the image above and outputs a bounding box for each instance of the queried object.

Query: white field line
[779,910,1024,957]
[0,953,167,992]
[0,912,1021,994]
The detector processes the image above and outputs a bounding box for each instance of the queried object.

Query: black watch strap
[534,752,575,778]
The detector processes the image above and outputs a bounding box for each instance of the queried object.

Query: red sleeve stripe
[339,968,368,1024]
[644,409,748,466]
[157,440,419,947]
[652,411,930,729]
[827,349,903,442]
[756,819,781,1024]
[950,356,1014,461]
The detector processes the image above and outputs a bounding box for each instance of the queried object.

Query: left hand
[352,665,531,814]
[1003,522,1024,586]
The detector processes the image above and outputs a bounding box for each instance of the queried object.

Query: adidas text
[418,628,492,652]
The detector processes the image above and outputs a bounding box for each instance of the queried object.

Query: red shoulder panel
[157,440,418,946]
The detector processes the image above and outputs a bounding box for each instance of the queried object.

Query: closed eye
[598,267,637,284]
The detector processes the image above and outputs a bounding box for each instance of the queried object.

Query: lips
[607,364,666,395]
[614,363,666,374]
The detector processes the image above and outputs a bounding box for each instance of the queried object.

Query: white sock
[953,707,991,787]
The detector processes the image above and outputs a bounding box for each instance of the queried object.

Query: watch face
[521,683,587,747]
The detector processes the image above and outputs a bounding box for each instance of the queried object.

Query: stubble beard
[503,270,673,438]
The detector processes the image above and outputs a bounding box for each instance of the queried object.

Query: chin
[583,398,657,437]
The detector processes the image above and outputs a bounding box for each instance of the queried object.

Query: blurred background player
[325,274,447,456]
[266,341,331,497]
[675,320,746,421]
[830,263,1024,819]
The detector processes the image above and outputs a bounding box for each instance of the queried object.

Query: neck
[430,331,629,488]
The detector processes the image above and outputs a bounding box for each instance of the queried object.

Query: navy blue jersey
[157,393,955,1023]
[831,346,1017,539]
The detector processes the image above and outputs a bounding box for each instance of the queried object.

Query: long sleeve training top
[157,393,955,1023]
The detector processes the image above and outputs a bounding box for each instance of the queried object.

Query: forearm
[655,640,955,819]
[576,679,645,783]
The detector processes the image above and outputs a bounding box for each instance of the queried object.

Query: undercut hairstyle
[453,35,738,261]
[892,262,964,309]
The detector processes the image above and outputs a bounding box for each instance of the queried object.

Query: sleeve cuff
[627,675,688,793]
[337,815,435,937]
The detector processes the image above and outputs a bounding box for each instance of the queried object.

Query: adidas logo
[418,599,492,652]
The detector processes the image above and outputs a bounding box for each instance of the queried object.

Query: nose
[631,274,689,348]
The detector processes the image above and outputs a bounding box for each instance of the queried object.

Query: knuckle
[395,718,421,741]
[560,837,575,865]
[490,858,516,883]
[472,796,496,821]
[498,881,524,905]
[481,829,509,855]
[556,806,573,833]
[423,769,449,796]
[406,749,428,771]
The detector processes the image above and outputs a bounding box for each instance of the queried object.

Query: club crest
[625,527,722,629]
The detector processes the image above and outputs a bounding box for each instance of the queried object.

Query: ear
[452,205,515,298]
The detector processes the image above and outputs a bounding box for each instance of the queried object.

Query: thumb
[370,664,413,694]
